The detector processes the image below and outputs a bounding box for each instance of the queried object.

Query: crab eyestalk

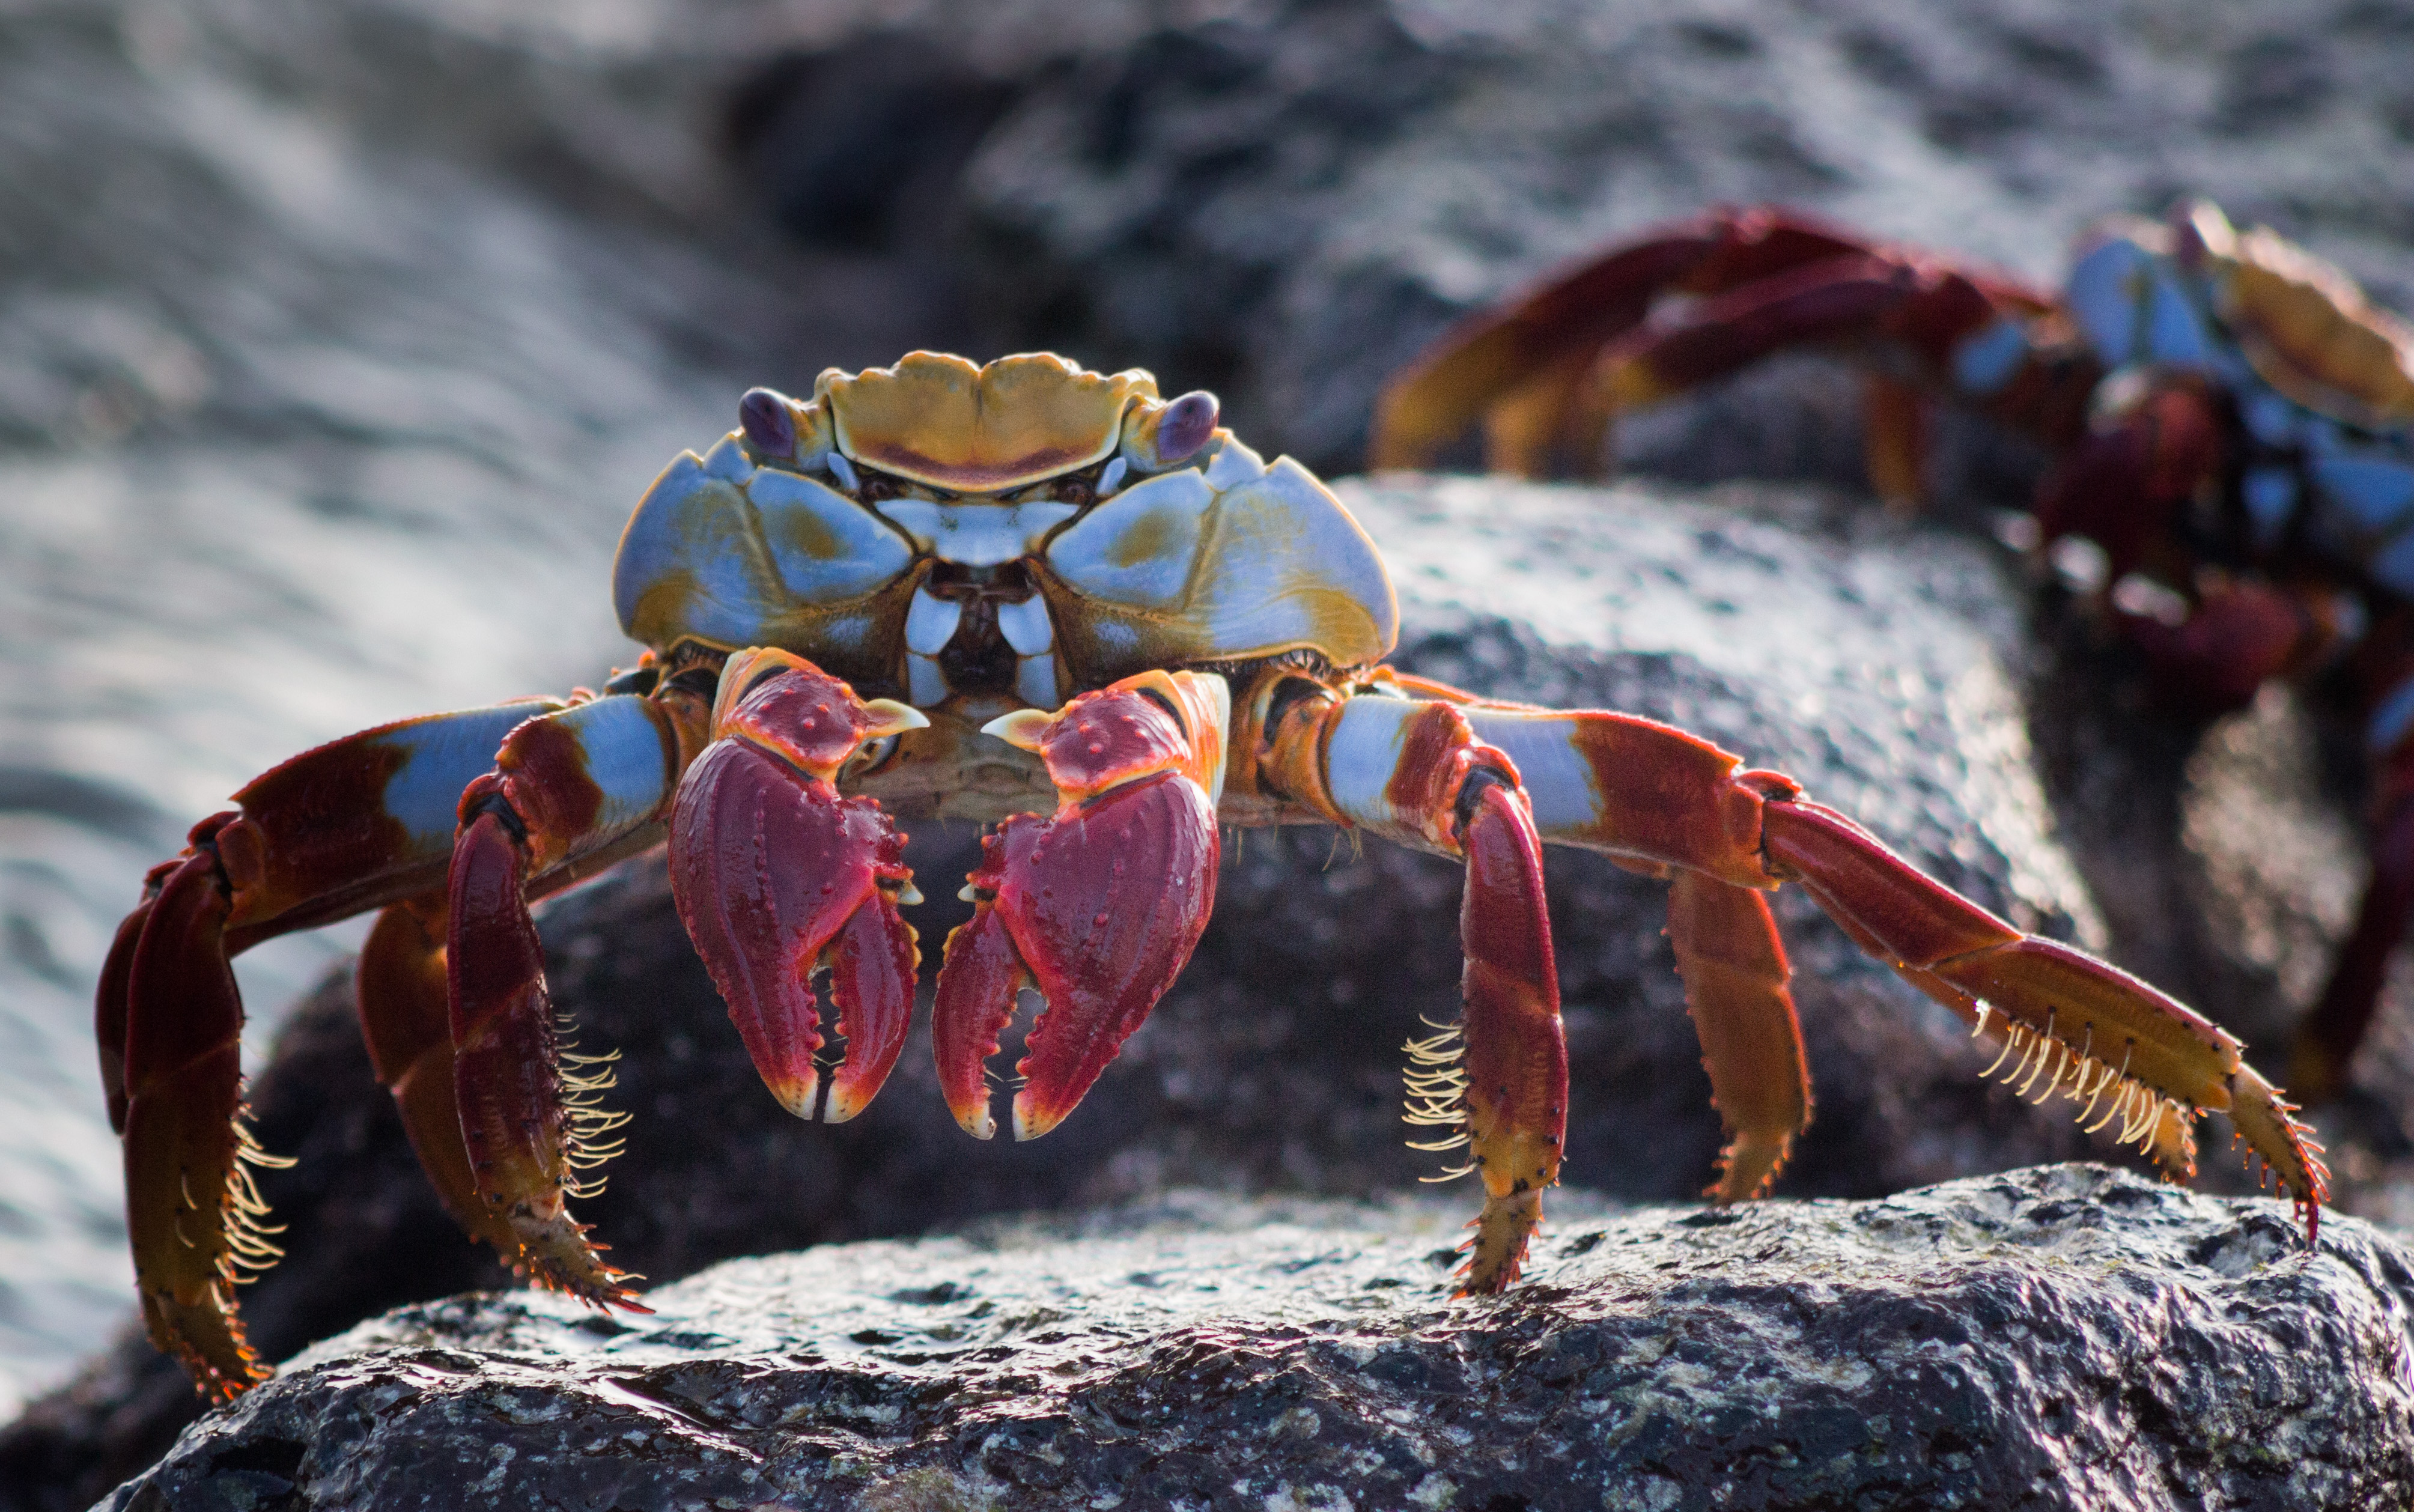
[669,649,928,1124]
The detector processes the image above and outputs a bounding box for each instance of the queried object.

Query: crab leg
[356,891,531,1263]
[112,841,269,1401]
[932,670,1228,1142]
[1450,698,2329,1237]
[1369,205,2072,493]
[96,698,568,1399]
[667,649,928,1125]
[448,691,726,1305]
[1262,685,1567,1293]
[1370,206,1875,473]
[1667,870,1812,1202]
[2291,771,2414,1103]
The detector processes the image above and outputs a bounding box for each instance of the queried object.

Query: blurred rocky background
[2,0,2409,1502]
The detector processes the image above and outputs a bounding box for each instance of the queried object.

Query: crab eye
[1157,391,1218,465]
[738,388,796,459]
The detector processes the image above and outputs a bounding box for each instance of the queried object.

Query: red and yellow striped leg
[97,697,571,1398]
[111,836,281,1401]
[932,670,1227,1143]
[1668,870,1812,1202]
[2293,792,2414,1103]
[1369,206,1876,473]
[1453,777,1567,1292]
[1863,371,1933,513]
[1267,685,1567,1292]
[1760,800,2329,1239]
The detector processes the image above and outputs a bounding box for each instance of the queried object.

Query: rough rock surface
[7,475,2175,1506]
[102,1166,2414,1511]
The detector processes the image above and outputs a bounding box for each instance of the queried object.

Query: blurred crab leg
[356,892,527,1261]
[2293,789,2414,1102]
[933,671,1227,1142]
[1667,870,1812,1202]
[2033,381,2228,581]
[1266,687,1567,1293]
[448,693,696,1308]
[97,697,574,1398]
[116,842,266,1402]
[669,649,926,1125]
[1447,699,2328,1238]
[1370,207,1874,470]
[1587,255,1990,414]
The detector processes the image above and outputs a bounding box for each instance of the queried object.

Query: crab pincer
[932,671,1229,1141]
[669,649,928,1123]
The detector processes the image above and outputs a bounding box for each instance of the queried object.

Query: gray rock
[100,1165,2414,1511]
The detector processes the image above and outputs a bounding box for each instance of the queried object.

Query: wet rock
[8,475,2175,1506]
[100,1166,2414,1511]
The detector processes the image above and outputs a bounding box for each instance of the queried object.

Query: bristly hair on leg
[220,1104,294,1285]
[557,1027,632,1201]
[1403,1016,1474,1180]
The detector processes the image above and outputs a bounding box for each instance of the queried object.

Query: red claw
[934,672,1226,1142]
[669,651,924,1123]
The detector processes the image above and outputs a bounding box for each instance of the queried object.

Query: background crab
[100,351,2325,1402]
[1371,199,2414,1110]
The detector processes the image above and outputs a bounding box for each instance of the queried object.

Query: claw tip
[762,1071,825,1121]
[1011,1095,1068,1142]
[981,708,1058,751]
[861,698,931,739]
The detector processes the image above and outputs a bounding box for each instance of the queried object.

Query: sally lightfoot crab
[101,352,2327,1402]
[1370,200,2414,1106]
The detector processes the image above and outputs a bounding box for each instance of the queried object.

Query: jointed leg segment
[99,699,571,1398]
[1261,681,1569,1292]
[1268,672,2326,1283]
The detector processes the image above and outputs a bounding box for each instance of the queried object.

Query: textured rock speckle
[105,1167,2414,1510]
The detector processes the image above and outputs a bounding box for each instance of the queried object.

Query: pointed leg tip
[947,1103,997,1140]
